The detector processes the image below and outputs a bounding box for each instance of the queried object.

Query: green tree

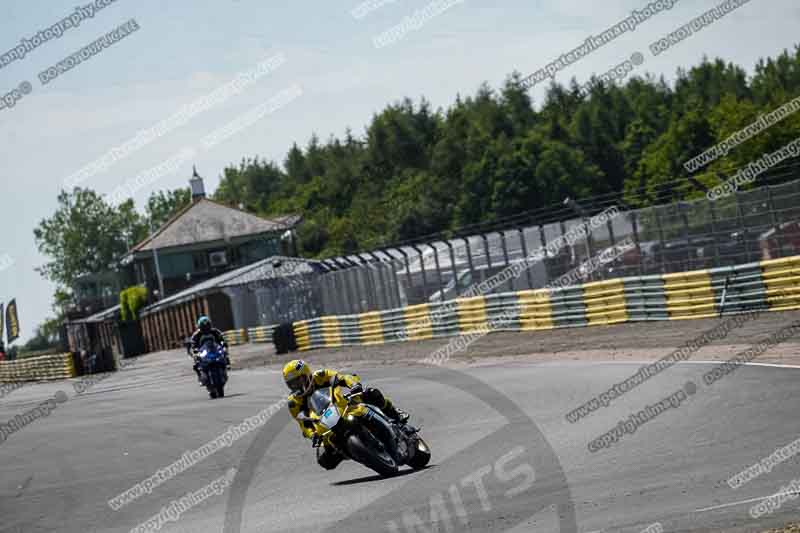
[145,188,191,229]
[34,188,147,289]
[21,317,62,353]
[626,99,715,205]
[187,44,800,257]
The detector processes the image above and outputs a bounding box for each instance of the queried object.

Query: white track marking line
[552,360,800,369]
[695,490,800,513]
[690,361,800,369]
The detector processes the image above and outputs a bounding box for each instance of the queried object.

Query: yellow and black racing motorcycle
[307,381,431,477]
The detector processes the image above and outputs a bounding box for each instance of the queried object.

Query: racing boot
[382,401,409,424]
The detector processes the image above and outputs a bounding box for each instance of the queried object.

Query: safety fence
[242,178,800,328]
[289,255,800,351]
[0,353,77,382]
[128,179,800,341]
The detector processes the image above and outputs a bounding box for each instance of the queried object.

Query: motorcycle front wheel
[346,431,398,477]
[408,437,431,469]
[209,367,225,399]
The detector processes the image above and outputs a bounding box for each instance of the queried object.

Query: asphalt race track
[2,348,800,532]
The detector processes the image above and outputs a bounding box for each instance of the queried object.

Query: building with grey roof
[121,170,301,301]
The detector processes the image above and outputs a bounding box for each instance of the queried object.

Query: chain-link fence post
[328,266,343,315]
[325,271,339,315]
[411,245,429,302]
[680,202,692,271]
[517,227,534,289]
[708,199,722,268]
[426,243,445,299]
[498,231,511,290]
[443,240,459,300]
[346,266,364,314]
[766,184,781,254]
[316,262,331,316]
[629,210,644,276]
[557,220,574,280]
[461,237,476,291]
[380,249,404,309]
[653,207,667,274]
[606,217,617,246]
[394,248,413,305]
[357,256,376,311]
[583,216,596,265]
[480,233,492,270]
[328,262,344,316]
[335,260,358,314]
[499,231,510,266]
[366,251,388,310]
[735,191,753,263]
[539,225,550,286]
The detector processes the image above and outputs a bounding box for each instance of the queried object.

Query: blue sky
[1,0,798,342]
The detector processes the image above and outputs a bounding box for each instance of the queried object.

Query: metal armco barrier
[222,329,249,346]
[288,255,800,352]
[246,325,276,344]
[0,353,77,382]
[762,255,800,311]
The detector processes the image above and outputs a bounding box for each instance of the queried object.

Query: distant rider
[282,359,408,470]
[190,316,230,384]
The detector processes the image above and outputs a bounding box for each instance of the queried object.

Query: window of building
[208,250,229,269]
[193,252,209,273]
[229,246,242,266]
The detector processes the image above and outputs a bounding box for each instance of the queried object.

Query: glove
[349,382,364,395]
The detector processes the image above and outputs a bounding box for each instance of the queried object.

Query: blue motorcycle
[196,341,229,399]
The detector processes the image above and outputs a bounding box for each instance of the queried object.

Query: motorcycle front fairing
[198,342,227,385]
[198,342,224,365]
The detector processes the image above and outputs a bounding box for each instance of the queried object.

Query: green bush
[120,286,148,321]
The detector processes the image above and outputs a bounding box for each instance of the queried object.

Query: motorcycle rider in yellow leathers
[282,359,408,470]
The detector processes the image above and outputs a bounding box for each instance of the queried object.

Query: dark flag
[0,302,4,343]
[6,299,19,344]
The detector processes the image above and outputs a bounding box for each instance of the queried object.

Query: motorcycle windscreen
[309,389,331,415]
[309,390,341,429]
